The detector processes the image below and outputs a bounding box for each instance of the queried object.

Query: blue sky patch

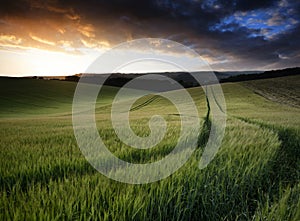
[210,0,299,40]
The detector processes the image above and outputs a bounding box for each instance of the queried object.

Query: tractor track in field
[129,95,160,112]
[208,84,299,217]
[209,84,299,187]
[0,161,96,193]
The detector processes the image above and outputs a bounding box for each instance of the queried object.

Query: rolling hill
[0,74,299,220]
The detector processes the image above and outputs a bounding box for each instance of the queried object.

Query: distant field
[242,75,300,108]
[0,76,299,220]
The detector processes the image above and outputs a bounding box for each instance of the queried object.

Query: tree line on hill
[49,67,300,90]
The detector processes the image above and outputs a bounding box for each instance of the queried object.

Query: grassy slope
[223,81,300,129]
[0,78,75,116]
[0,78,122,117]
[0,76,299,220]
[242,75,300,108]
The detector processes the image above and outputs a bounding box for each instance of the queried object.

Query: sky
[0,0,299,76]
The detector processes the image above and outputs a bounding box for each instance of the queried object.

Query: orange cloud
[81,38,110,49]
[66,13,81,21]
[77,24,95,38]
[99,41,110,47]
[30,0,69,14]
[29,34,56,46]
[0,35,22,45]
[0,35,36,51]
[80,39,97,48]
[47,5,69,14]
[59,40,73,48]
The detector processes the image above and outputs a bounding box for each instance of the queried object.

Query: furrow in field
[234,116,300,187]
[0,161,96,192]
[130,95,160,112]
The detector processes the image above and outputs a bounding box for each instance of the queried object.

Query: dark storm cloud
[234,0,277,11]
[0,0,299,70]
[0,0,30,16]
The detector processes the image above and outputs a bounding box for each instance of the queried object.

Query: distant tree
[65,75,80,82]
[221,67,300,83]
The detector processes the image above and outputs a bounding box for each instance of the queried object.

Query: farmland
[0,75,299,220]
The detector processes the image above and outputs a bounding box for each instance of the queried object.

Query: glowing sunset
[0,0,299,76]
